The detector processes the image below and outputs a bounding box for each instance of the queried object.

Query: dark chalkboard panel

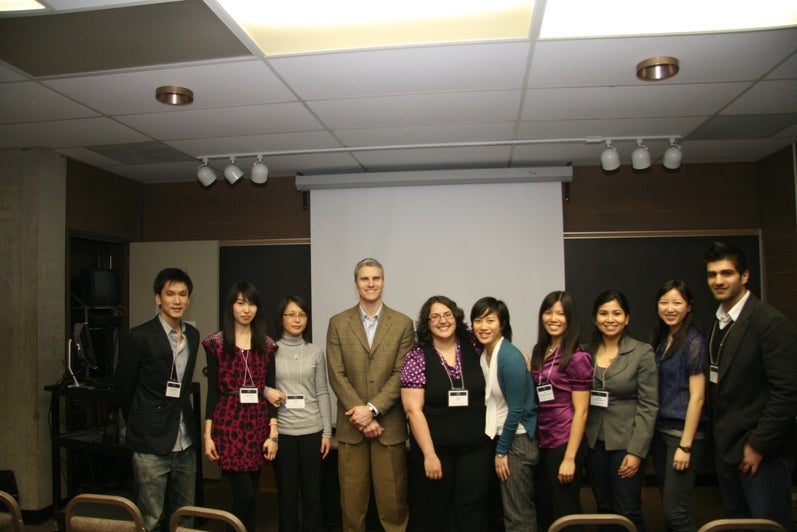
[564,233,761,346]
[219,243,312,340]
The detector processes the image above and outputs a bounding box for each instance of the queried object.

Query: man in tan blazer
[327,258,415,532]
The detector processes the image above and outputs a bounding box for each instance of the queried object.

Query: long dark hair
[587,289,630,354]
[652,280,695,361]
[414,295,469,347]
[222,281,268,357]
[470,297,512,342]
[531,291,581,372]
[274,295,311,342]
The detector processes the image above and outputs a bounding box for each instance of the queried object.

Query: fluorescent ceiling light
[216,0,534,55]
[541,0,797,39]
[0,0,44,12]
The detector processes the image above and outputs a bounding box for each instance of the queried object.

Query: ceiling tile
[167,131,344,158]
[335,123,517,147]
[0,81,98,123]
[0,0,249,77]
[309,91,523,129]
[688,114,797,140]
[721,80,797,115]
[44,59,295,115]
[0,117,150,148]
[269,42,530,99]
[522,83,751,120]
[116,102,325,140]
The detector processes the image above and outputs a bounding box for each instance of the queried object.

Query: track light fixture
[662,138,683,170]
[224,156,243,185]
[600,140,621,172]
[251,155,269,184]
[197,158,217,187]
[631,139,651,170]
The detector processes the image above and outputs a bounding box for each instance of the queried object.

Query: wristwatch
[677,444,692,453]
[367,403,379,418]
[496,454,506,458]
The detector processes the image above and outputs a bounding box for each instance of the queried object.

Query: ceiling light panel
[541,0,797,39]
[215,0,535,55]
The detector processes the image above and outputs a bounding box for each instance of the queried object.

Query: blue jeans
[587,440,646,532]
[133,447,196,531]
[652,431,704,532]
[500,434,539,532]
[714,453,795,532]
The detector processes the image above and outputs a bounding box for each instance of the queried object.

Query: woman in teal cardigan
[471,296,538,532]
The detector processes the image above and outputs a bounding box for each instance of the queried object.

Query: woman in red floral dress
[203,281,279,531]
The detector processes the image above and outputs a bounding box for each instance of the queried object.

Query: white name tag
[165,380,181,398]
[536,384,555,402]
[709,364,719,384]
[239,387,259,403]
[286,394,306,409]
[590,390,609,408]
[448,389,469,407]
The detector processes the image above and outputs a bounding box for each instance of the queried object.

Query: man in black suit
[116,268,200,531]
[704,242,797,531]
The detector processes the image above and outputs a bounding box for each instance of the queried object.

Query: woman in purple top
[401,295,490,532]
[530,291,593,530]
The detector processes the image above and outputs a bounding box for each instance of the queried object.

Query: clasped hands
[345,404,383,439]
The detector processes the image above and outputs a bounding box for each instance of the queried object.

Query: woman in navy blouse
[651,280,707,532]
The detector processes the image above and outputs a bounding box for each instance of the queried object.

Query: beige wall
[0,148,66,510]
[128,240,221,478]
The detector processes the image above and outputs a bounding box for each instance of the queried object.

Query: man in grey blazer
[326,258,414,532]
[705,242,797,531]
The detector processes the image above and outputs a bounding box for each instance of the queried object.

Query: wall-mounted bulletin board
[563,231,761,346]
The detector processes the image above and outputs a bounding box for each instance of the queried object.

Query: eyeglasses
[283,312,308,320]
[429,311,454,323]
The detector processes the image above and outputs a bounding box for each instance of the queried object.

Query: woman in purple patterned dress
[203,281,278,531]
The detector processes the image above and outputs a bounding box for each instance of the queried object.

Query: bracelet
[270,437,279,443]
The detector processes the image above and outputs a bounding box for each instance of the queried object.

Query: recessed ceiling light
[636,56,679,81]
[216,0,535,55]
[155,86,194,106]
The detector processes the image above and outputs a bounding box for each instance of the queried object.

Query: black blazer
[115,316,200,455]
[709,293,797,463]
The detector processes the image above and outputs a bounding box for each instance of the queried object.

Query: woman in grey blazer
[585,290,658,531]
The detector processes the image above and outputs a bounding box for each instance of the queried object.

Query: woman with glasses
[269,295,332,532]
[203,281,279,531]
[400,295,491,531]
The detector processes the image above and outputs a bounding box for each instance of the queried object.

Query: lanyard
[436,341,465,390]
[708,320,736,366]
[536,348,559,385]
[240,349,255,388]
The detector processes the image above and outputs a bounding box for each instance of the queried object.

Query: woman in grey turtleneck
[270,295,333,532]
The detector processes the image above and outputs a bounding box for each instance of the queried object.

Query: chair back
[697,518,786,532]
[169,505,246,532]
[65,493,146,532]
[548,513,638,532]
[0,490,24,532]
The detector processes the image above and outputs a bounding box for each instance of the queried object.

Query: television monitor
[81,267,118,307]
[73,322,99,371]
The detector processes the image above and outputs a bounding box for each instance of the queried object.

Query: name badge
[536,384,555,402]
[590,390,609,408]
[240,387,259,403]
[448,389,469,407]
[165,380,181,398]
[709,364,719,384]
[286,394,306,409]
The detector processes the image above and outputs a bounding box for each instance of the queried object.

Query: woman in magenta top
[530,291,593,530]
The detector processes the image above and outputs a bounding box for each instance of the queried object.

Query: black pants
[408,435,493,532]
[224,469,261,532]
[534,441,588,531]
[273,431,323,532]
